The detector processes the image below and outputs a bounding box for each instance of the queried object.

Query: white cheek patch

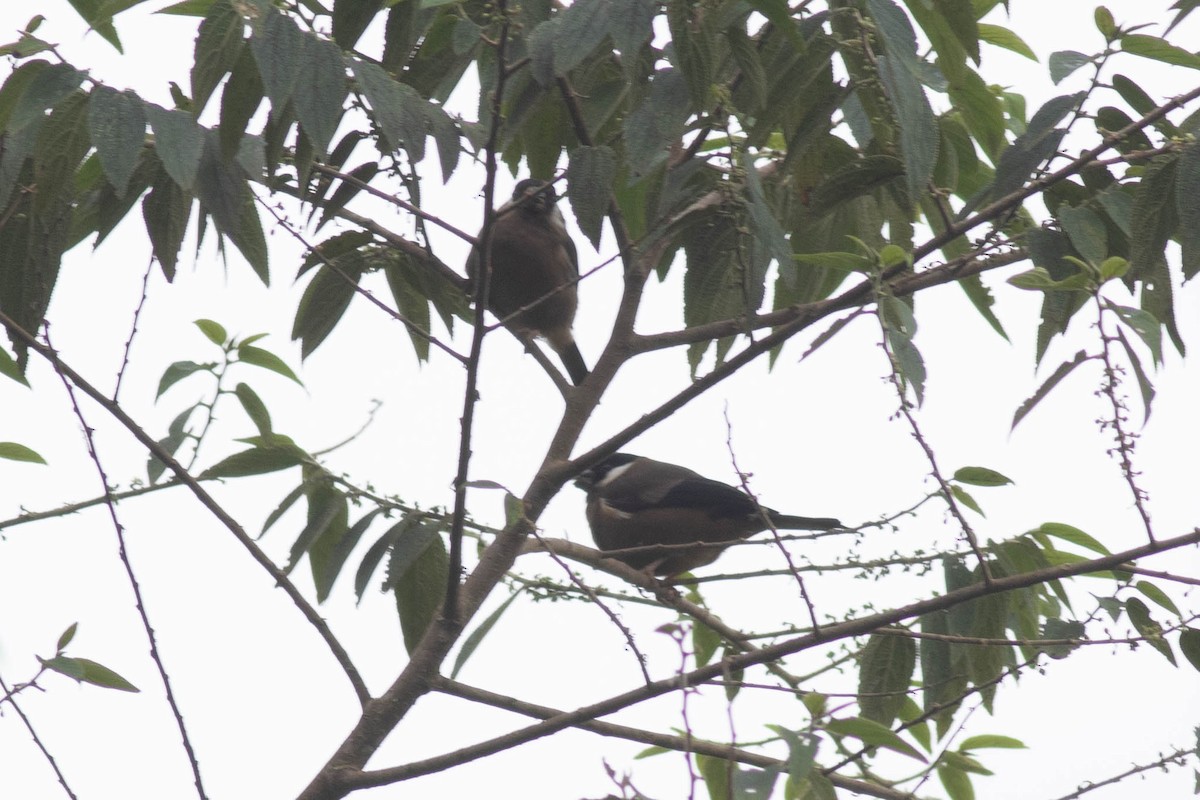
[597,498,633,519]
[596,461,635,488]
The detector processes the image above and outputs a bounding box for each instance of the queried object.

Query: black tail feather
[559,341,589,385]
[768,512,841,530]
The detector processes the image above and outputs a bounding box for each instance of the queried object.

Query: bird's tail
[768,511,841,530]
[558,340,589,385]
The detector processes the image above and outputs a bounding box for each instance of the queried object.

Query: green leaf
[1179,628,1200,672]
[234,382,272,435]
[251,10,305,111]
[56,622,78,652]
[566,145,616,250]
[392,528,448,654]
[292,253,367,359]
[1035,522,1111,555]
[1048,50,1091,84]
[0,345,27,386]
[87,86,146,196]
[42,655,140,692]
[553,0,613,76]
[1011,350,1091,430]
[191,0,244,114]
[156,360,213,398]
[950,484,984,516]
[1113,326,1155,424]
[1175,141,1200,279]
[857,629,916,727]
[623,69,690,176]
[200,444,306,478]
[141,169,192,280]
[952,466,1013,487]
[194,318,227,346]
[692,620,720,669]
[0,442,46,464]
[350,59,427,165]
[766,726,819,783]
[219,45,265,160]
[1125,597,1176,665]
[959,734,1026,751]
[1057,205,1107,266]
[877,53,939,200]
[317,508,380,599]
[145,104,204,191]
[292,32,348,156]
[450,590,521,679]
[697,754,731,800]
[826,716,927,762]
[1121,33,1200,69]
[937,763,975,800]
[1135,581,1180,616]
[237,343,301,383]
[6,62,85,133]
[333,0,384,49]
[1107,303,1163,366]
[1039,618,1085,659]
[194,133,269,282]
[976,23,1036,60]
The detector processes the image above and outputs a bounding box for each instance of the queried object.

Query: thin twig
[0,672,77,799]
[45,325,208,800]
[112,256,155,403]
[0,311,371,707]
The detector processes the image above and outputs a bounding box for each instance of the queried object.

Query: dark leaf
[566,145,615,249]
[219,45,265,160]
[146,104,204,191]
[87,86,145,196]
[332,0,384,49]
[450,590,521,679]
[200,443,306,479]
[553,0,613,77]
[251,10,305,111]
[1048,50,1091,84]
[858,629,916,727]
[392,528,448,654]
[1011,350,1092,429]
[194,132,269,282]
[191,0,243,114]
[293,32,348,156]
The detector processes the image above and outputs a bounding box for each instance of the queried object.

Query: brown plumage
[574,454,841,577]
[466,179,588,384]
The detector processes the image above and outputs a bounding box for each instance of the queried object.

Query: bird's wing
[603,471,756,519]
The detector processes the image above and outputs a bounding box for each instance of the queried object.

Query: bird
[466,179,589,385]
[573,453,841,577]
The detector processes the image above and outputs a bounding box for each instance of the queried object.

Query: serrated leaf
[826,716,927,762]
[88,86,146,196]
[219,45,265,160]
[292,255,366,358]
[261,483,305,537]
[450,590,521,679]
[237,344,301,383]
[857,629,916,727]
[0,442,47,464]
[1057,205,1106,266]
[553,0,613,76]
[8,63,85,133]
[192,0,244,114]
[251,10,304,111]
[1039,618,1085,658]
[194,133,269,282]
[566,145,615,249]
[145,110,202,174]
[156,360,213,398]
[877,54,938,200]
[350,60,427,165]
[1113,326,1155,424]
[292,32,347,156]
[1011,350,1091,429]
[953,466,1013,487]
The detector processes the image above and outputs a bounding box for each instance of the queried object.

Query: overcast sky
[0,2,1197,799]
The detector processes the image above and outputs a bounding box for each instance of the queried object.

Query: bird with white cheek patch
[466,179,589,385]
[574,454,842,578]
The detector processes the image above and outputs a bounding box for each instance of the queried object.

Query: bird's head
[573,453,641,492]
[511,178,557,215]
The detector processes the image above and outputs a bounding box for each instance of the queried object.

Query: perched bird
[466,179,588,385]
[574,453,841,577]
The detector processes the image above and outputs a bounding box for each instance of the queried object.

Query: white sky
[0,2,1197,799]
